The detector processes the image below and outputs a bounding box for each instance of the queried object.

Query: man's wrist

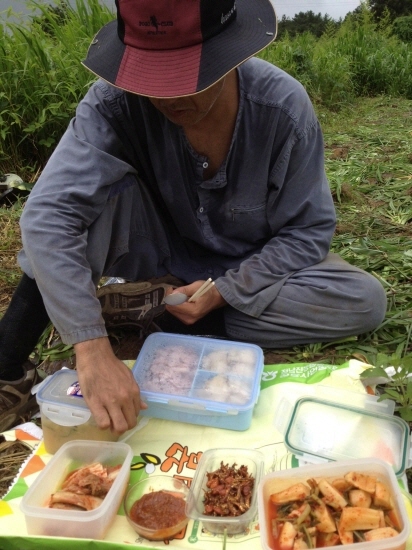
[74,336,112,360]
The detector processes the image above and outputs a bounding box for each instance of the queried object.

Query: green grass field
[1,0,412,367]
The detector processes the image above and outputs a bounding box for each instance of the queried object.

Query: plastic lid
[36,369,91,426]
[284,397,411,477]
[132,333,264,413]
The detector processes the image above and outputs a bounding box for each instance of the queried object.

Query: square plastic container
[132,333,264,430]
[186,447,264,534]
[36,369,128,454]
[20,440,133,539]
[258,458,411,550]
[281,397,411,477]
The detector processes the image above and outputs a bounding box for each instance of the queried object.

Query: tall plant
[0,0,114,176]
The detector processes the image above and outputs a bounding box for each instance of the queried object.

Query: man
[0,0,386,434]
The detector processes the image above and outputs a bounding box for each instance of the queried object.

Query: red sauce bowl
[124,475,189,541]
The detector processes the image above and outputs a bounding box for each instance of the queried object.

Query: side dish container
[132,333,264,431]
[186,447,264,534]
[20,440,133,539]
[124,475,189,540]
[258,458,411,550]
[36,369,134,453]
[275,395,411,477]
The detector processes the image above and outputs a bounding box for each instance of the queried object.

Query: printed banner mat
[1,360,412,550]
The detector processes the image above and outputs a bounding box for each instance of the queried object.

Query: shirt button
[199,207,204,213]
[202,162,209,169]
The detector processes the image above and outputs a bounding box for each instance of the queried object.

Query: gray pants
[85,175,387,348]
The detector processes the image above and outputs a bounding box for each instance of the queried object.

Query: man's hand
[166,280,226,324]
[74,337,147,434]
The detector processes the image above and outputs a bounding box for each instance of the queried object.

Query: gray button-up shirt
[19,57,336,345]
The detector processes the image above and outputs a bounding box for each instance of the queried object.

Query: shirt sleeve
[18,83,136,345]
[214,117,336,318]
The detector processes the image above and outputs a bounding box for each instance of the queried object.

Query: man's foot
[97,280,174,328]
[0,362,41,432]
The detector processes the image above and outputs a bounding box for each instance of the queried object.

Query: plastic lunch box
[258,457,411,550]
[36,369,137,454]
[273,388,411,477]
[20,440,133,539]
[132,333,264,430]
[186,447,264,534]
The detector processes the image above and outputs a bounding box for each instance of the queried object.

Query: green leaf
[359,366,388,379]
[398,407,412,422]
[379,389,401,401]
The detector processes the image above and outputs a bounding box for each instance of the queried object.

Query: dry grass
[0,437,33,498]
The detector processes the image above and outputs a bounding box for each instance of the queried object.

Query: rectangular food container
[36,369,133,454]
[276,395,411,477]
[258,458,411,550]
[132,333,264,430]
[186,447,264,534]
[20,440,133,539]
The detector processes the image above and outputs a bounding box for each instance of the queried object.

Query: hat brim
[82,0,277,98]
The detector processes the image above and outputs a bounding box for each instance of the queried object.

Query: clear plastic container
[124,476,189,540]
[281,396,411,477]
[20,440,133,539]
[36,369,134,453]
[186,447,264,534]
[132,333,264,431]
[258,458,411,550]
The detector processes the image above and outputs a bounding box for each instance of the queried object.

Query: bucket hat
[82,0,277,98]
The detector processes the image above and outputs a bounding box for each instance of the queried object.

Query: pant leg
[223,253,387,348]
[0,274,50,379]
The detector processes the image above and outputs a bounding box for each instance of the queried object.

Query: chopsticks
[188,278,215,302]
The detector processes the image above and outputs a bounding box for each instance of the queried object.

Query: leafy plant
[360,350,412,422]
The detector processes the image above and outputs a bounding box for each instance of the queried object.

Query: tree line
[277,0,412,42]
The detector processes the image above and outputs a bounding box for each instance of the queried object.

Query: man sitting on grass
[0,0,386,434]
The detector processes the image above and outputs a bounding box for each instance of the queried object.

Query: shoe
[0,362,41,432]
[97,281,174,328]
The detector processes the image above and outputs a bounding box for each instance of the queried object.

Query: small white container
[132,333,264,431]
[186,447,264,534]
[20,440,133,539]
[258,458,411,550]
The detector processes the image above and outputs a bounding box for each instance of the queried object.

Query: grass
[1,95,412,366]
[0,0,412,366]
[275,96,412,365]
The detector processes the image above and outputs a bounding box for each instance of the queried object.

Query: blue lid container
[132,333,264,431]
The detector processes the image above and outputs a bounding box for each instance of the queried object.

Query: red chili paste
[130,490,186,530]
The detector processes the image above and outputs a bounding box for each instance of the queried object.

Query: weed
[359,347,412,422]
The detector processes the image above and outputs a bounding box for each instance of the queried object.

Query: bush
[392,16,412,42]
[261,6,412,108]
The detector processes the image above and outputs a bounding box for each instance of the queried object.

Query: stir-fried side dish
[268,471,401,549]
[203,461,255,517]
[48,462,122,511]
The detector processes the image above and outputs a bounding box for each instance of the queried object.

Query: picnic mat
[1,360,412,550]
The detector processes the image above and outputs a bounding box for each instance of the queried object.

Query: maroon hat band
[83,0,277,98]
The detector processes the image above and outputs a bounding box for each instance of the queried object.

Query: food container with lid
[132,333,264,431]
[186,447,264,534]
[36,369,135,454]
[258,457,411,550]
[20,440,133,539]
[273,386,412,477]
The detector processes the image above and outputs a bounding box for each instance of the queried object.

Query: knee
[355,272,387,332]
